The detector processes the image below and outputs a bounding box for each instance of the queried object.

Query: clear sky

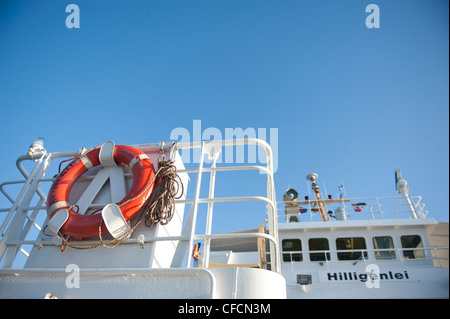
[0,0,448,250]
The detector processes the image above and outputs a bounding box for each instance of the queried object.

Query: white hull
[0,267,286,299]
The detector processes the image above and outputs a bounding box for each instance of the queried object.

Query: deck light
[297,274,312,285]
[27,137,45,158]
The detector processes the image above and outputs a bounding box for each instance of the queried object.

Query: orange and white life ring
[46,145,156,239]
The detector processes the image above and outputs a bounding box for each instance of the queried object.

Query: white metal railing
[278,195,429,223]
[280,246,449,268]
[0,139,281,273]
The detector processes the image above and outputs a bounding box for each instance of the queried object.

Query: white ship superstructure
[0,139,447,298]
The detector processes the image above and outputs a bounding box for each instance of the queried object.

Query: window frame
[281,238,303,262]
[308,238,331,262]
[400,235,425,259]
[336,237,368,261]
[373,236,396,260]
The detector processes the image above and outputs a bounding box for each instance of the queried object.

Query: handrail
[5,232,278,253]
[277,195,429,222]
[281,246,449,267]
[173,139,279,272]
[0,138,281,273]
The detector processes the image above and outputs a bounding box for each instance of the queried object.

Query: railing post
[202,146,220,269]
[1,153,51,267]
[376,197,384,219]
[186,142,205,268]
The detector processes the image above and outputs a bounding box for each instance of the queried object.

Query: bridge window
[401,235,424,259]
[282,239,302,262]
[373,236,396,260]
[336,237,368,261]
[309,238,330,261]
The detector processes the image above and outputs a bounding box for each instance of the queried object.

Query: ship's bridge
[274,173,449,298]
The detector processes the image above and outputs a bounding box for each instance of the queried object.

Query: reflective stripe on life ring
[46,145,156,239]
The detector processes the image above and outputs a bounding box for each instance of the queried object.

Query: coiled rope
[142,155,183,227]
[44,153,183,251]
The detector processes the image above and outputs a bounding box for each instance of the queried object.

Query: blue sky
[0,0,448,246]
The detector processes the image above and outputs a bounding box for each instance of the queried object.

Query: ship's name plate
[318,268,421,283]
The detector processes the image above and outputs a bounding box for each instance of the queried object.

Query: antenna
[395,169,408,194]
[393,170,417,218]
[305,173,329,221]
[306,173,318,182]
[322,181,328,199]
[340,178,348,199]
[395,169,402,191]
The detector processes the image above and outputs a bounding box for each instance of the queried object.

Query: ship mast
[395,170,418,219]
[306,173,329,221]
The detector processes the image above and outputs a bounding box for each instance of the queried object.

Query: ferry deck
[0,139,448,298]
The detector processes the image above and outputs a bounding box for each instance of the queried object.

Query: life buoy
[47,145,156,239]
